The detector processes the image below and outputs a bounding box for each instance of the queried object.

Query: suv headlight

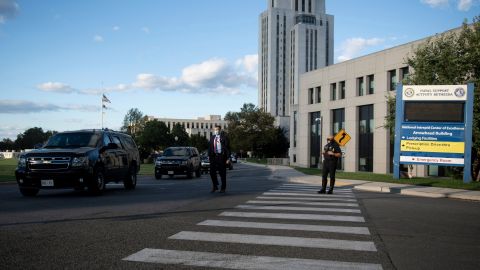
[18,157,26,168]
[72,156,88,168]
[155,159,163,165]
[181,160,188,165]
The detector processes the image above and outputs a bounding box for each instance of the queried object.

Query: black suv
[15,130,140,196]
[155,147,201,179]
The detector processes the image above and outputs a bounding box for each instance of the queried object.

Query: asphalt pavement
[0,162,479,270]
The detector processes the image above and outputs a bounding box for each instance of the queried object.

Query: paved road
[1,163,479,269]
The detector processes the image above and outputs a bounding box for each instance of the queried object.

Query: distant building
[148,115,228,139]
[258,0,334,129]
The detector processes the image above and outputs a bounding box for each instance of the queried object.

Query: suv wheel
[19,187,39,197]
[124,165,137,190]
[88,168,106,195]
[155,172,162,180]
[195,167,201,178]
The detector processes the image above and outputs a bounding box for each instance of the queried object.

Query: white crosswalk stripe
[123,183,384,269]
[124,248,383,270]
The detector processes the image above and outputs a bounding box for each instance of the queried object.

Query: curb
[285,171,480,202]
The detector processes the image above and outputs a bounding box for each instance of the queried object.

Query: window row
[165,122,227,130]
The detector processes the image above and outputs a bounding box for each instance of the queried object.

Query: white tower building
[258,0,334,128]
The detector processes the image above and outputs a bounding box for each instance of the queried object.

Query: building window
[332,108,345,170]
[357,77,365,96]
[388,69,397,91]
[187,123,190,129]
[295,0,298,11]
[400,66,410,82]
[308,0,312,13]
[308,88,314,104]
[330,83,337,101]
[302,0,305,12]
[310,112,321,168]
[358,105,374,172]
[316,86,321,103]
[201,123,204,129]
[367,75,375,95]
[339,81,346,99]
[294,111,298,147]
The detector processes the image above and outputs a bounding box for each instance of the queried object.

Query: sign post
[393,84,474,183]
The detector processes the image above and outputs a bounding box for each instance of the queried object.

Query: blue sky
[0,0,478,140]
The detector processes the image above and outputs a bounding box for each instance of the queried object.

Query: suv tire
[195,167,201,178]
[20,187,39,197]
[187,167,193,179]
[124,165,137,190]
[155,172,162,180]
[88,168,106,195]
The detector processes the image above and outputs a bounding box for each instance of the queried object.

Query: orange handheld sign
[334,129,351,146]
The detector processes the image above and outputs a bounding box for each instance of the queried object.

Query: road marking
[268,190,355,197]
[248,200,360,207]
[169,231,376,251]
[263,191,354,198]
[123,248,383,270]
[236,204,361,213]
[198,220,370,235]
[219,211,365,222]
[262,194,357,201]
[274,187,353,192]
[256,196,357,202]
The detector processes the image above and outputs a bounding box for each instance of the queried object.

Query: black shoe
[210,187,218,193]
[219,189,226,193]
[318,189,326,194]
[327,189,333,194]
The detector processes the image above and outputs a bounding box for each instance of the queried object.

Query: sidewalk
[259,163,480,202]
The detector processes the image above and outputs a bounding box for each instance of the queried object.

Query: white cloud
[141,27,150,34]
[37,82,76,93]
[337,37,385,62]
[0,100,98,114]
[457,0,473,10]
[113,25,120,31]
[37,55,258,96]
[0,0,19,24]
[93,35,104,42]
[421,0,450,8]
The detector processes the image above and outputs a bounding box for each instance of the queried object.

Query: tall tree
[136,120,172,159]
[225,103,289,158]
[15,127,56,150]
[170,123,190,146]
[190,134,209,153]
[0,138,15,151]
[121,108,146,137]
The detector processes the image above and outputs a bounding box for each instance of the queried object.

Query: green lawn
[0,159,17,182]
[245,158,268,165]
[294,167,480,191]
[139,163,154,176]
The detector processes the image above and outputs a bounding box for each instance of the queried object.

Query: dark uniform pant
[210,154,227,190]
[322,159,337,190]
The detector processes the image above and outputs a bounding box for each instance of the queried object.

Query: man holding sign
[318,135,342,194]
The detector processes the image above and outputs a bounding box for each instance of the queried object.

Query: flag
[102,94,111,103]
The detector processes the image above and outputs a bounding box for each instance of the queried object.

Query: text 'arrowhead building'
[258,0,334,128]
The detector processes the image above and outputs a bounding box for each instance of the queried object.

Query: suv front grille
[28,157,71,170]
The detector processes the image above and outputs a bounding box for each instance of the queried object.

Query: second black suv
[155,147,201,179]
[15,129,140,196]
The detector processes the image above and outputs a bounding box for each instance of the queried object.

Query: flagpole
[101,92,104,129]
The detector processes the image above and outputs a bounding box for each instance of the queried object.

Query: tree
[171,123,190,146]
[15,127,56,150]
[225,103,289,158]
[405,16,480,148]
[136,120,172,160]
[190,134,209,153]
[0,138,15,151]
[121,108,146,137]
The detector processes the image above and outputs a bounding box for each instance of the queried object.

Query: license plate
[41,179,54,187]
[168,171,174,175]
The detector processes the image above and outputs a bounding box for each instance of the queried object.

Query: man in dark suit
[318,135,342,194]
[208,124,231,193]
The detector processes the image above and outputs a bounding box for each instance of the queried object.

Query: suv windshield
[44,132,101,148]
[163,148,189,157]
